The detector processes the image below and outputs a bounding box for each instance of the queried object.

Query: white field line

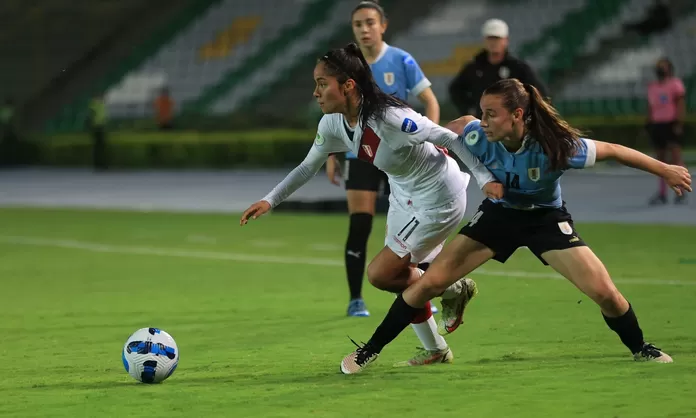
[0,235,693,287]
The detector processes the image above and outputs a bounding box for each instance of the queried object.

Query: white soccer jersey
[262,106,495,210]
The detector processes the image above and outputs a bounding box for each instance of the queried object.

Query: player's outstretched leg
[368,255,454,367]
[542,246,673,363]
[341,236,493,374]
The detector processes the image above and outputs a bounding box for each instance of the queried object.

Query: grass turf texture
[0,208,695,417]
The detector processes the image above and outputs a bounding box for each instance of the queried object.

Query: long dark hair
[352,0,386,22]
[483,79,583,171]
[318,42,408,128]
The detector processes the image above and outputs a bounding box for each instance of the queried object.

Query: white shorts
[385,191,468,264]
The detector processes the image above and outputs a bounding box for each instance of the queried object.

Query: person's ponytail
[522,83,582,170]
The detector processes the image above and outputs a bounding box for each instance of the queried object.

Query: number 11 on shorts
[398,217,420,241]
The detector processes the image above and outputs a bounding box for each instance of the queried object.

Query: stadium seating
[0,0,145,105]
[206,0,358,114]
[25,0,696,132]
[557,12,696,114]
[105,0,314,119]
[387,0,589,103]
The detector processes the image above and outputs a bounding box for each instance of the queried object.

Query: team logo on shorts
[384,72,395,86]
[314,133,324,146]
[401,118,418,133]
[528,167,540,181]
[464,130,479,145]
[558,221,573,235]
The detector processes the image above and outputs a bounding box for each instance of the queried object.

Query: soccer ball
[122,327,179,384]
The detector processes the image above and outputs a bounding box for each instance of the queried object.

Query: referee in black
[449,18,549,118]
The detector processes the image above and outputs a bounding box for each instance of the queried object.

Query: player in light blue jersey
[341,78,692,373]
[324,1,441,319]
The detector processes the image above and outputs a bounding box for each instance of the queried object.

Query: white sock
[406,267,447,351]
[411,316,448,351]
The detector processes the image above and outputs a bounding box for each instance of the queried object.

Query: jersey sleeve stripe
[583,138,597,168]
[410,78,432,97]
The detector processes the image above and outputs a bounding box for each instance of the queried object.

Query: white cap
[482,19,509,38]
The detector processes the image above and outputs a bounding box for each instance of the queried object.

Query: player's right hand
[326,154,342,186]
[483,181,504,199]
[240,200,271,226]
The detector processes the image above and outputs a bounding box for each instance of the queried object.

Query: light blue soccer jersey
[347,43,431,159]
[461,120,597,209]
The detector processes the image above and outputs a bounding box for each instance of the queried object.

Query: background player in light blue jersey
[341,78,692,373]
[324,1,441,318]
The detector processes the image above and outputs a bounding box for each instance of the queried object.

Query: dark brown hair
[318,42,408,128]
[483,78,583,171]
[352,1,386,23]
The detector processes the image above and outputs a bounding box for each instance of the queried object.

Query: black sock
[367,294,420,353]
[602,304,645,354]
[417,262,430,271]
[345,213,372,300]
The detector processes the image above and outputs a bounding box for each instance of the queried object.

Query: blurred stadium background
[0,0,695,169]
[1,1,696,417]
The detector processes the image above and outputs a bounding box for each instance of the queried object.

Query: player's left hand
[483,181,504,199]
[663,164,692,195]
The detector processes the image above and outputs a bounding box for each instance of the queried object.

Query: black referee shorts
[459,199,587,265]
[344,158,390,195]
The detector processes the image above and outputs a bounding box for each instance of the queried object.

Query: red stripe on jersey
[358,127,381,164]
[436,146,449,155]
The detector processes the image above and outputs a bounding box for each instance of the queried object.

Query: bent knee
[583,274,624,311]
[594,287,625,310]
[366,262,393,290]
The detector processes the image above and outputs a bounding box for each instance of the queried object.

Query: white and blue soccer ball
[122,327,179,384]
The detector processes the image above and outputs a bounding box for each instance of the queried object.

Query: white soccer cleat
[393,346,453,367]
[634,343,673,363]
[438,278,478,336]
[340,340,379,374]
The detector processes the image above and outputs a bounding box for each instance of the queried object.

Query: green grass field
[1,208,695,417]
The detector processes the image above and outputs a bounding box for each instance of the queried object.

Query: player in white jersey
[240,42,503,367]
[325,0,441,319]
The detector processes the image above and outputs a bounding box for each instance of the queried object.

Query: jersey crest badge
[314,133,324,146]
[558,221,573,235]
[464,130,479,146]
[401,118,418,133]
[361,144,374,158]
[384,72,395,86]
[528,167,540,181]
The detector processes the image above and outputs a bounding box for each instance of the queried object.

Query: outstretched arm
[381,109,501,197]
[240,147,329,225]
[594,140,692,195]
[429,128,496,189]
